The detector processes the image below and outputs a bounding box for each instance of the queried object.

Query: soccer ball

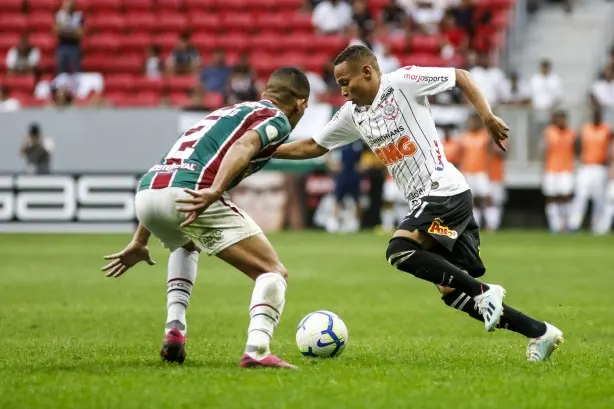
[296,310,348,358]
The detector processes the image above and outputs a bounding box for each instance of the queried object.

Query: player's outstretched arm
[101,223,156,278]
[176,130,262,227]
[273,138,329,160]
[455,69,509,151]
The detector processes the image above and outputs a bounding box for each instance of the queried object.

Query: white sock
[484,206,502,230]
[546,203,562,232]
[472,208,482,227]
[382,207,395,231]
[166,248,199,336]
[559,202,570,230]
[245,272,287,359]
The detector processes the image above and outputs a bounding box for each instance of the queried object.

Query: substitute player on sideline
[101,67,310,369]
[274,45,563,361]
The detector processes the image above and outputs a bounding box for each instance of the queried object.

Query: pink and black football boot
[160,327,186,364]
[240,353,297,369]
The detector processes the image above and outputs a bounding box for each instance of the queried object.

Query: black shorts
[398,190,485,278]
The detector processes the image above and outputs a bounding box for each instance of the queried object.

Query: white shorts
[383,178,406,203]
[575,165,608,200]
[542,172,574,197]
[464,172,490,198]
[607,181,614,202]
[135,187,262,256]
[490,182,507,206]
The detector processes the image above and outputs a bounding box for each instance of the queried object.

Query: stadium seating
[0,0,516,108]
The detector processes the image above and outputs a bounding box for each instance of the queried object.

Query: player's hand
[484,115,509,152]
[175,188,222,228]
[101,241,155,278]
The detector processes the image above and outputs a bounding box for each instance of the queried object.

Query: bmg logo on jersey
[373,135,418,165]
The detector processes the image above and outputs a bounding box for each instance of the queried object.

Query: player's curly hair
[333,45,378,70]
[264,66,310,107]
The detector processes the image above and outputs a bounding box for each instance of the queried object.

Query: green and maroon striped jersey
[138,100,292,192]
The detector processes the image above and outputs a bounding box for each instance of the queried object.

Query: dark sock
[387,237,488,297]
[442,290,547,338]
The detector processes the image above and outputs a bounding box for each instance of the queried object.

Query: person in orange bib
[542,110,576,233]
[568,109,611,233]
[441,124,462,168]
[485,138,507,231]
[460,113,491,227]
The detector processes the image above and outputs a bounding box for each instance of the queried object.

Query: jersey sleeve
[391,66,456,97]
[313,103,360,150]
[250,113,292,147]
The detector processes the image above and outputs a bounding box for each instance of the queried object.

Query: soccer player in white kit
[274,46,563,361]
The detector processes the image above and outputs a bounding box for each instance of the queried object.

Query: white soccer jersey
[314,66,469,209]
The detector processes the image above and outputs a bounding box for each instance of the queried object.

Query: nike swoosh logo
[358,119,365,125]
[316,339,336,347]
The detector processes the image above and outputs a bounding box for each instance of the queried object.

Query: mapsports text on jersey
[403,74,449,83]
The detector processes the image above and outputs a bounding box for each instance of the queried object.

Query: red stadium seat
[89,0,122,12]
[133,77,164,92]
[112,55,145,74]
[87,14,125,33]
[276,0,303,9]
[309,35,347,54]
[302,53,329,74]
[29,33,56,53]
[103,74,136,92]
[169,92,191,107]
[128,92,162,107]
[251,54,280,76]
[0,14,27,32]
[0,75,36,93]
[221,13,253,32]
[156,13,188,33]
[17,95,48,107]
[250,33,284,52]
[83,54,113,72]
[121,32,153,52]
[184,0,217,11]
[125,13,157,33]
[254,13,292,33]
[192,33,221,52]
[217,34,249,52]
[167,75,198,92]
[0,34,19,51]
[157,0,184,12]
[289,13,314,33]
[399,54,447,67]
[277,32,312,51]
[0,0,23,12]
[154,33,180,51]
[187,12,221,33]
[410,35,440,54]
[27,0,59,12]
[28,12,55,33]
[83,34,120,52]
[124,0,153,13]
[38,54,55,72]
[381,35,408,53]
[204,92,224,109]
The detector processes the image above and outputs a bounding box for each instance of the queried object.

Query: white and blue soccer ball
[296,310,348,358]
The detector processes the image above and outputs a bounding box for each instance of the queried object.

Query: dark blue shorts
[334,172,361,202]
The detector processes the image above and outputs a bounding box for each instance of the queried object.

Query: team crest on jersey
[380,97,399,120]
[428,219,458,239]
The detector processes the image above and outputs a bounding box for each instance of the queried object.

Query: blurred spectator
[226,55,258,104]
[352,0,375,32]
[322,61,340,93]
[49,86,74,109]
[0,86,21,112]
[166,33,200,75]
[529,59,564,129]
[54,0,84,74]
[312,0,353,34]
[409,0,445,35]
[471,10,495,53]
[377,44,401,74]
[501,72,531,105]
[185,84,208,110]
[348,25,384,55]
[304,67,328,105]
[380,0,408,35]
[449,0,475,34]
[145,45,162,79]
[439,12,468,53]
[591,66,614,127]
[20,123,53,175]
[200,48,231,94]
[468,53,506,107]
[5,34,40,75]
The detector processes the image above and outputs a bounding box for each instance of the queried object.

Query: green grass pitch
[1,231,613,409]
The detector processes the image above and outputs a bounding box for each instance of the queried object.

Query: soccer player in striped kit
[274,45,563,361]
[101,67,310,368]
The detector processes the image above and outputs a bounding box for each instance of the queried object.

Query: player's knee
[437,285,456,296]
[257,261,288,281]
[385,237,422,271]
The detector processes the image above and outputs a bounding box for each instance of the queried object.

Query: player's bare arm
[101,223,156,278]
[273,138,329,160]
[455,69,509,151]
[175,130,263,227]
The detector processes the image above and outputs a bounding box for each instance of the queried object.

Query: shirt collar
[369,75,389,112]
